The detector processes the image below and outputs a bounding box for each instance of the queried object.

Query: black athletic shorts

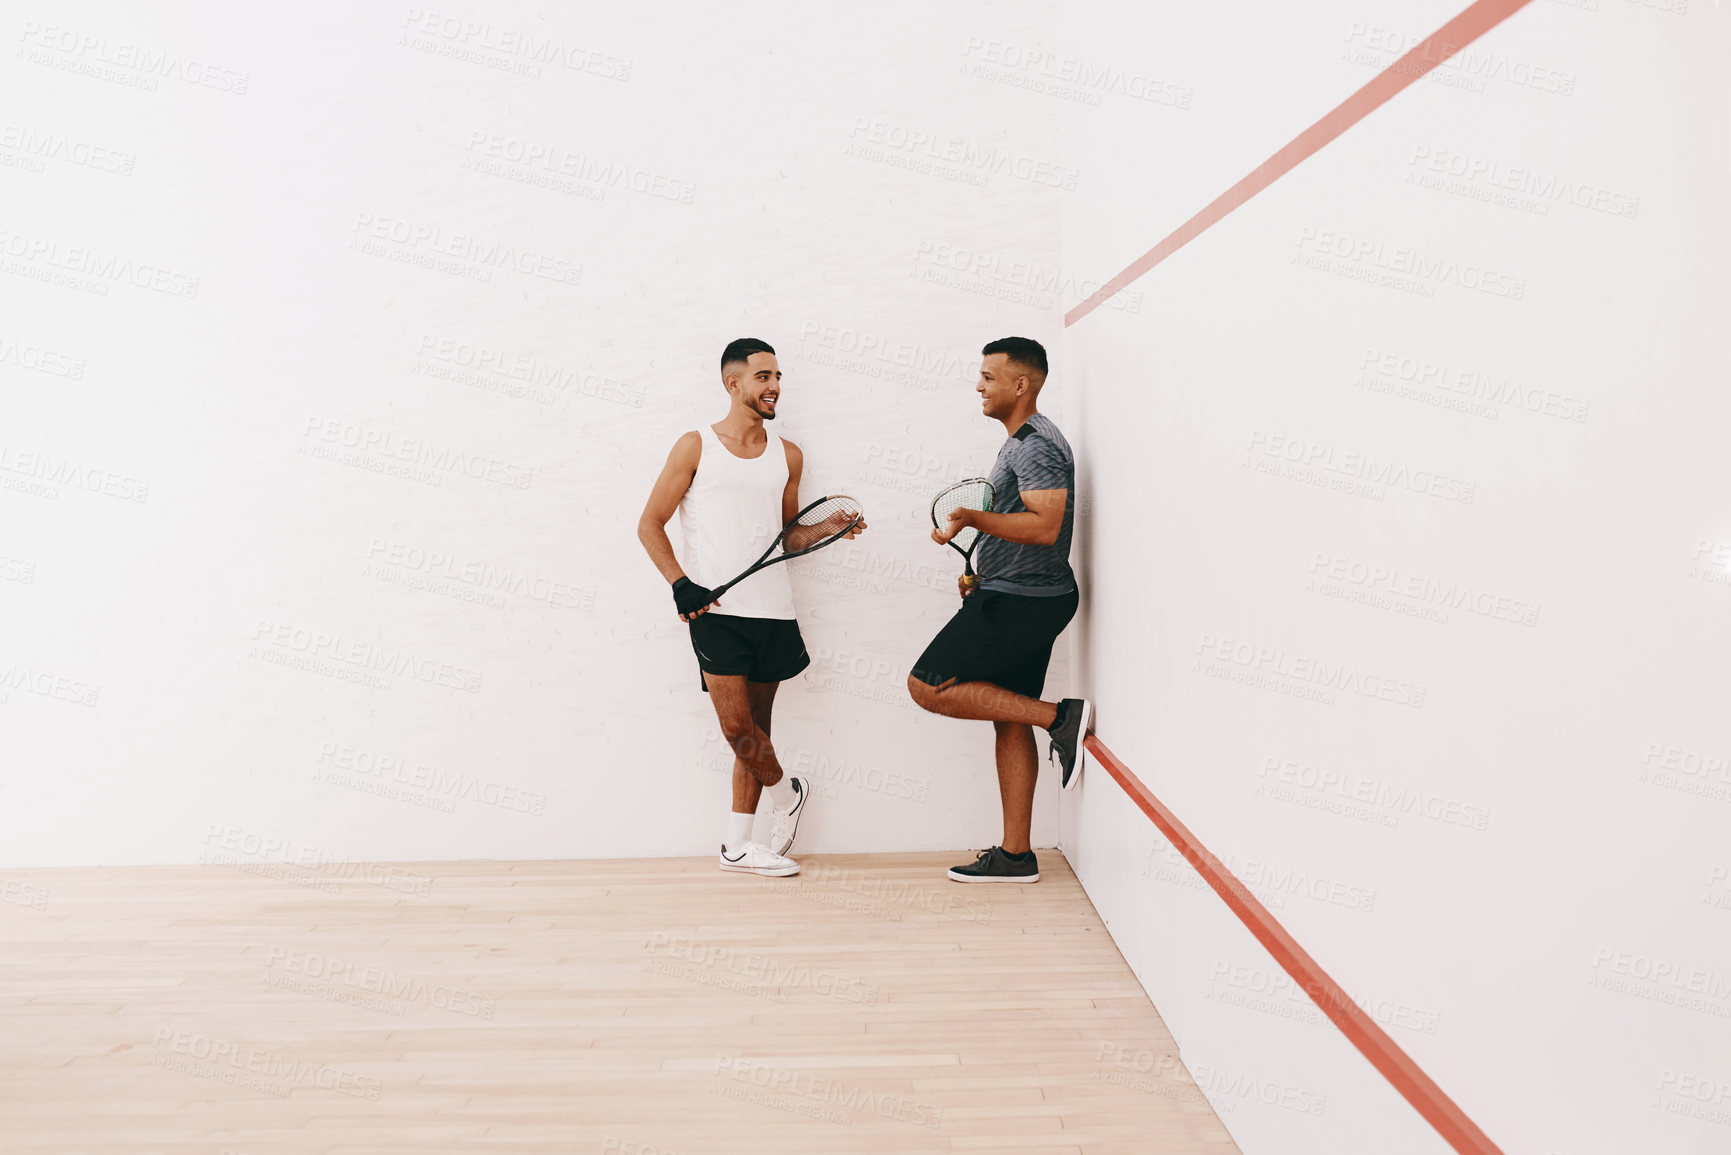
[689,613,811,691]
[911,586,1078,700]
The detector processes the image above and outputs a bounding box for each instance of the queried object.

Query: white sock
[724,812,754,854]
[764,776,798,811]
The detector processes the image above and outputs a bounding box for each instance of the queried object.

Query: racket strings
[775,495,862,557]
[933,482,992,551]
[796,496,862,528]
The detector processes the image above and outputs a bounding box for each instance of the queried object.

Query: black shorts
[689,613,811,691]
[911,586,1078,700]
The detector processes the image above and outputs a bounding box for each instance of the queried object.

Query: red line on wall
[1085,735,1504,1155]
[1063,0,1536,327]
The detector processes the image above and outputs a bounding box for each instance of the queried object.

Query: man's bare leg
[994,721,1039,855]
[705,672,786,790]
[730,681,778,814]
[906,674,1058,730]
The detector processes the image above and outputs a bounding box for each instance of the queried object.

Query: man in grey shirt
[908,337,1094,884]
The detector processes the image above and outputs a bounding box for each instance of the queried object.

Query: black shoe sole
[946,868,1040,883]
[1060,699,1093,791]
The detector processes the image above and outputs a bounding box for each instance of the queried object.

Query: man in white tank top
[637,338,866,877]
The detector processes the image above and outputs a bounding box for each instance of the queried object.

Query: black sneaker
[947,846,1040,884]
[1046,698,1094,791]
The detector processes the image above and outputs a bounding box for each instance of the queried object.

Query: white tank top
[676,425,797,620]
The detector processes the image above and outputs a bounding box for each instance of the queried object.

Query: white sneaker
[766,776,810,857]
[719,841,800,877]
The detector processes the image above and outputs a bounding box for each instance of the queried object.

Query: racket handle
[960,573,979,591]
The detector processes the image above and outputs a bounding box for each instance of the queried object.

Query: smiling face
[726,351,782,420]
[976,352,1030,420]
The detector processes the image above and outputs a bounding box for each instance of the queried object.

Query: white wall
[12,3,1728,1152]
[1060,2,1731,1154]
[1,0,1072,866]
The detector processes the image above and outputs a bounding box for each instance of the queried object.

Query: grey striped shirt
[976,413,1076,596]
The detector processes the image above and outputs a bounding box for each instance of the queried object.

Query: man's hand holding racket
[674,495,866,621]
[931,506,974,546]
[930,478,994,597]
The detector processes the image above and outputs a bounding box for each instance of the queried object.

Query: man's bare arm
[779,439,867,552]
[940,488,1066,547]
[637,432,702,585]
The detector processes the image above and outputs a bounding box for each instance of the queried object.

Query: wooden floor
[0,850,1240,1155]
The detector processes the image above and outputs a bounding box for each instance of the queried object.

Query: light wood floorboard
[0,851,1240,1155]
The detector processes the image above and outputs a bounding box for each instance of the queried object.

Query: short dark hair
[982,336,1048,382]
[721,337,776,375]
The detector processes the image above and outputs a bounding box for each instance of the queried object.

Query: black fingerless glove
[672,576,716,616]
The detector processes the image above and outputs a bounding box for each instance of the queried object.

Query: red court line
[1085,735,1504,1155]
[1064,0,1536,327]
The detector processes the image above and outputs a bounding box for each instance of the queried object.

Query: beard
[752,401,778,420]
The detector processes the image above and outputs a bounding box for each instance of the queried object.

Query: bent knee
[718,713,756,745]
[907,673,939,711]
